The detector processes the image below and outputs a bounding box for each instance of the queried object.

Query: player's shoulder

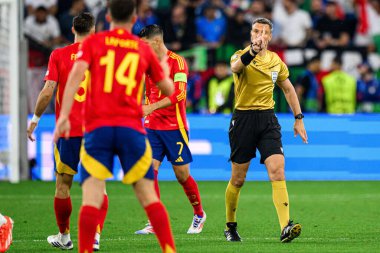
[231,46,250,62]
[168,51,184,61]
[168,51,187,70]
[266,50,285,64]
[50,46,64,57]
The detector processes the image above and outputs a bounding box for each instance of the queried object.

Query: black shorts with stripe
[229,109,284,164]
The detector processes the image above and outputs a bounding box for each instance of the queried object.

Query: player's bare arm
[144,74,186,117]
[53,60,88,142]
[27,80,57,141]
[142,97,172,117]
[278,78,308,144]
[156,78,174,97]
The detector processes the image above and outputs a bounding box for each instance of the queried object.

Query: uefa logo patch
[271,71,278,84]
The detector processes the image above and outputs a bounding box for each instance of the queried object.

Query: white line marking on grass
[13,237,351,243]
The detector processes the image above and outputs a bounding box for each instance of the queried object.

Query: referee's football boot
[280,220,301,243]
[224,222,242,242]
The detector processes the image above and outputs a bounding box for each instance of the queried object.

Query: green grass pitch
[1,181,379,252]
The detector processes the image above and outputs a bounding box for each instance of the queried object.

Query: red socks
[181,176,204,217]
[98,194,109,232]
[154,170,161,199]
[78,206,99,253]
[54,197,72,234]
[145,202,176,253]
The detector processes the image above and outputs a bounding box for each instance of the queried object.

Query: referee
[224,18,308,243]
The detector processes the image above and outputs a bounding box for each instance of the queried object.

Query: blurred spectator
[313,1,351,49]
[309,0,324,28]
[356,63,380,112]
[295,56,321,112]
[322,56,357,114]
[222,7,251,63]
[245,0,266,23]
[226,8,251,48]
[85,0,105,17]
[96,0,110,32]
[229,0,251,10]
[59,0,86,42]
[162,4,196,51]
[25,0,57,16]
[132,0,158,35]
[273,0,312,47]
[24,6,62,49]
[368,0,380,52]
[205,61,234,114]
[195,5,226,48]
[356,0,380,51]
[207,0,235,18]
[186,71,203,113]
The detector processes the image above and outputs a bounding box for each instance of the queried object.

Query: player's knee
[173,165,190,183]
[269,167,285,181]
[231,178,245,188]
[175,172,188,184]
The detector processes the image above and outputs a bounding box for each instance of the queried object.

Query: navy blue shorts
[80,127,154,184]
[54,137,82,175]
[147,128,193,165]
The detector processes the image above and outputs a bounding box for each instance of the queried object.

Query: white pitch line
[13,237,351,243]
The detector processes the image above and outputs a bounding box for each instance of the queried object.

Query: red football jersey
[144,50,188,131]
[45,43,86,137]
[77,28,165,134]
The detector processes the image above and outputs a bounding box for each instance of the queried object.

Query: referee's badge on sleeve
[231,54,239,62]
[271,71,278,84]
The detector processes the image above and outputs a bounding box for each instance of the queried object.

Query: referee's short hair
[252,17,273,32]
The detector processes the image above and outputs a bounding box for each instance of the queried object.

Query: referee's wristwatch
[294,113,304,120]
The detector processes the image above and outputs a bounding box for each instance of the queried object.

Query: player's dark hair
[35,6,48,12]
[138,24,163,39]
[73,12,95,36]
[306,55,320,66]
[252,17,273,32]
[109,0,136,22]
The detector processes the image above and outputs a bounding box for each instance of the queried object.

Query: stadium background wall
[1,114,379,181]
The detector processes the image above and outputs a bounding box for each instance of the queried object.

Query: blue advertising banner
[21,114,380,181]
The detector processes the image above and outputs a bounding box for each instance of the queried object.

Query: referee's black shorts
[229,109,284,164]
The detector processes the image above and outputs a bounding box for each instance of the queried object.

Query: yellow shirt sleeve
[230,50,243,64]
[277,59,289,82]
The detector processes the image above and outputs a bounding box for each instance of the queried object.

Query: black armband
[240,50,256,66]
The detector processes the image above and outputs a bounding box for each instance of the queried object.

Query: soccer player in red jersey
[135,25,206,235]
[53,1,176,252]
[27,13,108,251]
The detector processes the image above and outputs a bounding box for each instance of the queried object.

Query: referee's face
[250,23,272,49]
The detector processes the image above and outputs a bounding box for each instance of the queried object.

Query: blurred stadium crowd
[24,0,380,114]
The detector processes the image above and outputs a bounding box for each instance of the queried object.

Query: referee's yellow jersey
[231,46,289,110]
